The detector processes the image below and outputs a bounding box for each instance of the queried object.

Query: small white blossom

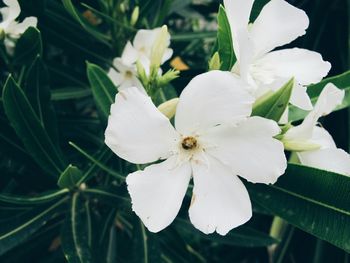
[283,83,350,175]
[0,0,37,54]
[108,26,173,93]
[105,70,287,235]
[224,0,331,116]
[108,57,144,93]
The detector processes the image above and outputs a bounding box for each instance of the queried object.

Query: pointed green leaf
[0,198,67,255]
[247,164,350,253]
[0,189,68,205]
[175,218,278,247]
[13,27,42,66]
[61,193,93,263]
[24,56,59,144]
[217,5,236,71]
[2,76,66,178]
[86,62,117,121]
[57,165,83,189]
[252,78,294,121]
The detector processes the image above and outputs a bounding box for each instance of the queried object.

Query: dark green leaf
[57,165,83,189]
[0,189,68,205]
[61,193,93,263]
[0,198,67,255]
[217,5,236,70]
[51,87,91,101]
[24,56,59,143]
[61,0,111,45]
[248,163,350,252]
[252,78,294,121]
[132,218,161,263]
[13,27,42,66]
[175,218,278,247]
[86,62,117,121]
[2,76,66,178]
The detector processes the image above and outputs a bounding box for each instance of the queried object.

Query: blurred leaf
[132,219,161,263]
[0,189,68,205]
[175,218,279,247]
[61,193,93,263]
[57,165,83,189]
[61,0,111,45]
[0,198,67,255]
[171,31,216,42]
[83,188,129,207]
[51,87,91,101]
[24,56,59,144]
[289,71,350,122]
[252,78,294,121]
[13,27,42,66]
[86,62,117,121]
[248,164,350,253]
[2,76,66,178]
[217,5,236,71]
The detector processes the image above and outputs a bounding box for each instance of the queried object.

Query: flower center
[181,136,197,150]
[125,70,133,79]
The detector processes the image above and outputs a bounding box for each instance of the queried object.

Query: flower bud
[208,52,221,70]
[130,6,139,26]
[150,25,169,70]
[282,139,321,152]
[158,98,179,119]
[0,28,5,41]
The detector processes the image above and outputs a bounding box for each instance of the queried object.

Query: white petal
[298,148,350,176]
[121,41,139,65]
[162,48,173,64]
[175,71,254,135]
[290,83,313,110]
[189,155,252,235]
[127,156,192,232]
[250,0,309,57]
[254,48,331,86]
[223,0,254,60]
[107,68,123,87]
[309,127,336,149]
[0,0,20,28]
[105,87,179,164]
[284,83,344,141]
[202,117,287,184]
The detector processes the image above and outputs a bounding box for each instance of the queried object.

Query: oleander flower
[108,57,144,92]
[224,0,331,116]
[0,0,37,54]
[283,83,350,175]
[108,26,173,93]
[105,70,287,235]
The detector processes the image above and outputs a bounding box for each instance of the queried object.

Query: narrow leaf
[13,27,42,66]
[2,76,66,177]
[86,62,117,121]
[0,189,68,205]
[252,78,294,121]
[61,193,93,263]
[217,5,236,70]
[247,163,350,252]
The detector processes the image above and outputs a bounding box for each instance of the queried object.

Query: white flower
[0,0,37,54]
[108,57,144,93]
[224,0,331,113]
[121,26,173,69]
[105,70,287,235]
[283,83,350,176]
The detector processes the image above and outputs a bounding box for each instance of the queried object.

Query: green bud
[208,52,221,70]
[158,98,179,119]
[150,25,169,69]
[130,6,139,26]
[136,60,148,87]
[282,139,321,152]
